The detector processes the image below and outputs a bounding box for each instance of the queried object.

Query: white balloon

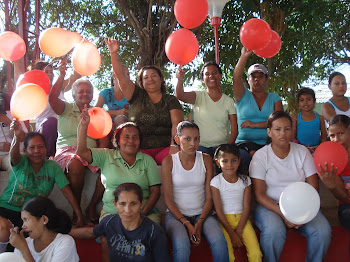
[279,182,320,225]
[0,252,26,262]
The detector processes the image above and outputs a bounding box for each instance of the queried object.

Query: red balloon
[16,70,51,94]
[87,107,112,139]
[72,40,101,76]
[239,18,272,51]
[254,30,281,58]
[39,27,82,57]
[174,0,209,29]
[165,29,199,65]
[0,32,26,61]
[314,141,348,176]
[10,84,48,121]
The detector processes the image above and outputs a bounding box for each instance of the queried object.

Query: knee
[261,224,286,241]
[67,160,85,182]
[0,217,11,242]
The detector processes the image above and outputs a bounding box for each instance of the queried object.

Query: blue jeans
[197,146,251,173]
[165,212,229,262]
[255,204,331,262]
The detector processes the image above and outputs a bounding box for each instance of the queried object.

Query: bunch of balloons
[39,28,101,76]
[165,0,208,65]
[314,141,348,176]
[279,182,320,225]
[0,31,26,61]
[239,18,282,58]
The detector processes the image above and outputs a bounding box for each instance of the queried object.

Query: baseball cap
[248,64,268,76]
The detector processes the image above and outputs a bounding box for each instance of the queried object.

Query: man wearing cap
[233,47,283,157]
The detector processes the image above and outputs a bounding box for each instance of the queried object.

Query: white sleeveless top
[171,151,206,216]
[326,97,350,118]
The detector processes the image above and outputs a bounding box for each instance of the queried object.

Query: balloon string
[179,65,183,70]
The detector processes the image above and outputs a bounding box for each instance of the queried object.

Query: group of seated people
[0,38,348,262]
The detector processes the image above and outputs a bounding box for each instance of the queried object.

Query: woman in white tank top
[322,72,350,122]
[162,121,229,262]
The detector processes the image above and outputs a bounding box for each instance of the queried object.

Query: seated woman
[49,62,109,222]
[0,121,83,253]
[106,38,184,165]
[233,47,283,157]
[162,121,229,262]
[95,71,130,128]
[250,111,331,262]
[318,114,350,254]
[10,197,79,262]
[322,72,349,122]
[76,108,161,223]
[70,183,170,262]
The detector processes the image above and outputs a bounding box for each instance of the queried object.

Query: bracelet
[178,216,185,221]
[182,220,190,225]
[170,145,178,147]
[198,217,205,221]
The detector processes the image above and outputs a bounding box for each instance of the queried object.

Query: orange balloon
[87,107,112,139]
[39,27,82,57]
[16,70,51,94]
[165,29,199,65]
[0,31,26,61]
[72,40,101,76]
[10,84,48,121]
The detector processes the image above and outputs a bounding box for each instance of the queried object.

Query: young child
[292,87,327,152]
[318,114,350,254]
[210,144,262,262]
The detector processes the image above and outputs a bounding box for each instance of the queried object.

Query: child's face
[298,94,315,112]
[216,152,240,176]
[328,123,350,151]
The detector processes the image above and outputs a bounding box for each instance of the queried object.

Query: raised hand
[10,119,22,138]
[105,38,120,53]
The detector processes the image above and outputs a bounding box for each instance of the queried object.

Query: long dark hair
[22,197,72,234]
[214,144,249,186]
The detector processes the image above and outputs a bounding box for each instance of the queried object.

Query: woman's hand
[0,142,11,152]
[176,68,185,81]
[318,162,338,190]
[184,222,200,246]
[9,227,27,251]
[79,104,90,127]
[0,114,11,125]
[58,60,67,76]
[105,38,120,53]
[241,47,253,58]
[281,215,301,229]
[241,120,255,129]
[10,119,22,138]
[192,219,204,245]
[169,145,180,155]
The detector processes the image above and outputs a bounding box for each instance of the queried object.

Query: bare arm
[319,115,328,143]
[9,119,23,166]
[76,105,93,163]
[233,47,253,102]
[69,226,96,239]
[141,185,160,216]
[322,103,336,122]
[60,185,85,227]
[95,95,105,108]
[105,38,135,101]
[291,115,298,141]
[49,62,67,115]
[252,178,297,228]
[305,174,319,191]
[10,228,35,262]
[62,71,81,92]
[175,68,196,104]
[170,109,184,146]
[236,185,252,236]
[228,114,238,144]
